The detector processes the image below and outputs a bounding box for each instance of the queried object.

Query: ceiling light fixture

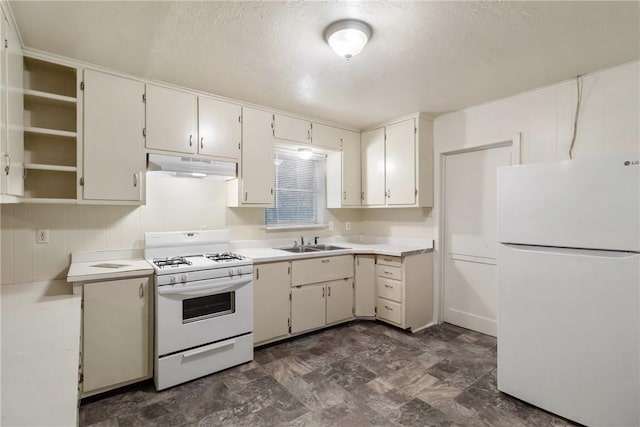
[298,148,313,160]
[325,19,371,60]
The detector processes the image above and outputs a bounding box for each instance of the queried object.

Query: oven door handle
[157,277,251,296]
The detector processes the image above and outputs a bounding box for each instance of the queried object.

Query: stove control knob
[170,276,177,284]
[181,274,188,282]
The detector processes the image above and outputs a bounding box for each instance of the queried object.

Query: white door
[145,84,197,154]
[83,70,144,201]
[241,107,273,204]
[361,127,385,206]
[198,96,241,160]
[443,143,515,335]
[385,119,415,205]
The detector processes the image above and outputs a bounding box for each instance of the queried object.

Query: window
[265,149,325,228]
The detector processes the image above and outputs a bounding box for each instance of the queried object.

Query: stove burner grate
[153,256,192,268]
[205,252,246,262]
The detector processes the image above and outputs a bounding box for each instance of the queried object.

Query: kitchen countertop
[235,241,433,263]
[67,249,154,283]
[1,280,82,427]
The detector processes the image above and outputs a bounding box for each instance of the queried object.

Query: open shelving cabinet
[22,56,79,203]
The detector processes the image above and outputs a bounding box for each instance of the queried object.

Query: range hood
[147,154,236,180]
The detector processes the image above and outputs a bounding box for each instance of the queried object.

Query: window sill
[265,224,329,231]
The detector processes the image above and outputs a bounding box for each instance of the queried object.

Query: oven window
[183,292,235,323]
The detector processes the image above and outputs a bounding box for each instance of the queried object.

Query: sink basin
[278,246,322,253]
[310,244,348,251]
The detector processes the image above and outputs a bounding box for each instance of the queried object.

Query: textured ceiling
[8,1,640,129]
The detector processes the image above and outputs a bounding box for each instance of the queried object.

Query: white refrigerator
[496,153,639,427]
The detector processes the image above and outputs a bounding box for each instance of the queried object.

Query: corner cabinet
[227,107,274,207]
[375,253,434,331]
[22,57,79,203]
[1,12,24,201]
[81,70,145,203]
[253,261,291,345]
[76,276,152,397]
[361,115,434,208]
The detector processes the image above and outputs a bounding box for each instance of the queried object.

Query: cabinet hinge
[384,133,387,142]
[80,81,84,91]
[287,266,291,275]
[79,177,84,186]
[288,318,291,333]
[414,127,417,135]
[289,292,292,301]
[79,372,83,385]
[270,188,273,195]
[142,128,146,138]
[142,93,146,103]
[238,115,242,123]
[238,142,241,150]
[4,39,7,49]
[374,306,377,314]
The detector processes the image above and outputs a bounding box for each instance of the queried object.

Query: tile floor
[80,321,577,426]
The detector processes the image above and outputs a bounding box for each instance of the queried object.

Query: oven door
[156,274,253,356]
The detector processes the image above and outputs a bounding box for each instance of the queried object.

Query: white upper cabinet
[311,123,342,150]
[385,118,416,205]
[197,96,241,160]
[82,70,144,203]
[273,113,311,144]
[341,130,361,206]
[358,114,434,208]
[145,84,197,154]
[1,13,24,199]
[361,127,386,206]
[227,106,273,206]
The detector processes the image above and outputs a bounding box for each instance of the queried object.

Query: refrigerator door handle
[502,243,639,258]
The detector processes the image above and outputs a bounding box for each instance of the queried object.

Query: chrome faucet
[314,236,319,245]
[300,236,305,246]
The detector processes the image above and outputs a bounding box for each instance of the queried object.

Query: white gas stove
[144,230,254,390]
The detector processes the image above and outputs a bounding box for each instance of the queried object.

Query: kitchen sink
[278,246,322,253]
[309,244,348,251]
[277,244,348,253]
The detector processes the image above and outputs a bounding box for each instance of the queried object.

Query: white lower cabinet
[355,255,376,317]
[291,283,326,334]
[375,253,433,331]
[253,261,291,345]
[291,279,354,334]
[80,276,152,396]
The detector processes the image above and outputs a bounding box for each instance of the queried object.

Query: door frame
[435,133,521,325]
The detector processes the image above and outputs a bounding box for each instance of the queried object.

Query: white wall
[0,173,361,285]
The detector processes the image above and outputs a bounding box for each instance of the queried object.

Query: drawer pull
[321,259,330,263]
[384,305,393,311]
[384,271,393,275]
[383,258,393,262]
[384,284,393,288]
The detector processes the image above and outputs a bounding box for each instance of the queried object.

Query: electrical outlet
[345,222,351,231]
[36,228,49,244]
[328,221,334,232]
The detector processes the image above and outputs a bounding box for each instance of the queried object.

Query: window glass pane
[266,149,325,227]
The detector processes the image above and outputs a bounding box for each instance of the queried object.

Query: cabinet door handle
[139,283,144,298]
[256,268,259,280]
[321,259,330,264]
[322,287,325,298]
[308,129,311,142]
[3,153,9,175]
[244,191,248,202]
[200,137,204,149]
[328,286,331,297]
[189,134,193,147]
[133,173,137,187]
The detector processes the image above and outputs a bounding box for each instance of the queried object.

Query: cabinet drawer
[377,298,402,325]
[376,264,402,281]
[376,277,402,302]
[376,255,401,268]
[292,255,353,286]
